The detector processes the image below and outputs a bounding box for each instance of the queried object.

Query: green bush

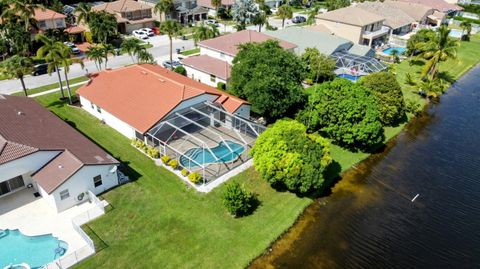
[161,155,171,164]
[188,172,202,184]
[405,99,422,116]
[222,182,257,217]
[147,146,160,159]
[305,78,313,85]
[168,159,179,169]
[85,31,93,44]
[217,82,226,90]
[181,168,189,177]
[174,66,187,76]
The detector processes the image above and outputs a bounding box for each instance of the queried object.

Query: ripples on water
[250,66,480,269]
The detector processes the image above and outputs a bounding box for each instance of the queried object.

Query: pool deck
[0,188,95,259]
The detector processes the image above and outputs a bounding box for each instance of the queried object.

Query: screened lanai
[332,51,389,76]
[145,101,265,185]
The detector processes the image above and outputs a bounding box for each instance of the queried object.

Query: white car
[132,30,148,40]
[205,19,219,27]
[140,28,154,37]
[63,42,81,54]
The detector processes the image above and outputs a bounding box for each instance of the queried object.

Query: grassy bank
[35,90,311,269]
[12,76,88,97]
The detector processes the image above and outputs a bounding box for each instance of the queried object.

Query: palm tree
[121,38,144,63]
[390,49,400,63]
[89,11,117,45]
[192,23,219,45]
[277,4,292,28]
[85,46,104,71]
[5,0,42,31]
[0,55,34,97]
[416,26,459,79]
[160,20,183,69]
[59,45,84,104]
[416,77,449,98]
[36,34,67,99]
[154,0,174,23]
[460,21,472,40]
[101,43,115,69]
[254,10,268,32]
[137,49,155,64]
[211,0,222,19]
[306,6,319,26]
[75,2,93,26]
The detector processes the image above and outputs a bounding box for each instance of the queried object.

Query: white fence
[42,192,106,269]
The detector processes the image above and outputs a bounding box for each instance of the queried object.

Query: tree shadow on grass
[437,71,455,84]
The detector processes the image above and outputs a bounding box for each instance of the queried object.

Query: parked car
[64,42,80,54]
[139,28,154,37]
[270,7,278,14]
[32,63,54,76]
[132,30,148,39]
[205,19,219,27]
[292,15,306,23]
[162,60,182,69]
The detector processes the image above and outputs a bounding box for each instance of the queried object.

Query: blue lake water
[0,229,68,268]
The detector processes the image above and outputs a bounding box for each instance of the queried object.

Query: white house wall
[183,65,227,87]
[199,47,235,64]
[80,96,137,139]
[47,165,118,212]
[0,151,60,183]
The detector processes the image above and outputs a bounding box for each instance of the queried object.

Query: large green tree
[0,55,34,97]
[301,47,335,83]
[121,38,144,63]
[231,0,259,29]
[325,0,349,11]
[160,20,183,69]
[251,119,332,193]
[75,2,93,25]
[277,4,292,28]
[359,72,406,126]
[229,40,306,121]
[297,78,384,150]
[88,11,118,44]
[192,23,219,45]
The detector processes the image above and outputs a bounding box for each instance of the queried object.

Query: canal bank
[249,65,480,268]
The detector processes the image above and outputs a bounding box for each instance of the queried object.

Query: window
[38,20,46,28]
[96,105,101,113]
[55,19,64,28]
[93,175,103,187]
[0,176,24,196]
[210,74,216,83]
[60,189,70,200]
[90,102,95,110]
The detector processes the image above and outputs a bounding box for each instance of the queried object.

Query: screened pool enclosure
[332,51,389,78]
[146,101,265,185]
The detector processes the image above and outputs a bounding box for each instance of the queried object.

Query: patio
[0,188,97,258]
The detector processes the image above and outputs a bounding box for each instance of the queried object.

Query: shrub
[304,78,313,85]
[251,119,332,193]
[188,172,202,184]
[174,66,186,76]
[217,82,226,90]
[85,31,93,44]
[161,155,171,164]
[297,79,384,150]
[222,182,257,217]
[181,168,189,177]
[147,146,160,159]
[358,72,406,126]
[405,99,422,116]
[168,159,179,169]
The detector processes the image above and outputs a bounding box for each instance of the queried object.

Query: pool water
[337,73,362,82]
[382,47,406,55]
[180,140,245,168]
[449,29,463,39]
[0,229,68,269]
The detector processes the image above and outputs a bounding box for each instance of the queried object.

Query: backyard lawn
[34,90,312,269]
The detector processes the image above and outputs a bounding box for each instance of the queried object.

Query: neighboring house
[91,0,155,34]
[0,95,119,213]
[34,8,66,31]
[355,2,415,35]
[77,64,250,140]
[316,6,389,47]
[138,0,208,24]
[182,30,297,86]
[382,0,439,26]
[396,0,463,14]
[197,0,235,10]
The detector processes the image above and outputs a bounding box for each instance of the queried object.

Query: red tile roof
[181,55,232,80]
[198,30,298,56]
[77,64,248,133]
[34,8,66,21]
[0,95,118,193]
[64,25,85,34]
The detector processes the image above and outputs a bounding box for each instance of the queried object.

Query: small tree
[59,45,84,104]
[211,0,222,19]
[232,0,259,29]
[277,4,292,28]
[301,47,335,83]
[358,72,406,126]
[36,34,67,99]
[229,40,306,121]
[251,119,332,193]
[325,0,349,11]
[222,182,257,217]
[174,66,187,75]
[137,49,155,64]
[297,79,384,150]
[0,55,34,97]
[85,46,105,71]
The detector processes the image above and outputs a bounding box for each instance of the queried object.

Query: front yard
[34,90,312,269]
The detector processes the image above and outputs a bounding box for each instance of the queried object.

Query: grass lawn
[12,76,88,97]
[34,90,312,269]
[180,47,200,56]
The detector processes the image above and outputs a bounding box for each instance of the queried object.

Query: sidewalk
[28,80,89,98]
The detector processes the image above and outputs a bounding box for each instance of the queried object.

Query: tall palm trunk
[169,36,173,70]
[282,19,285,28]
[64,69,73,105]
[19,76,28,97]
[55,65,65,98]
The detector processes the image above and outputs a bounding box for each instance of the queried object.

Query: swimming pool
[0,229,68,269]
[180,140,245,168]
[449,29,463,39]
[337,73,363,82]
[383,47,406,55]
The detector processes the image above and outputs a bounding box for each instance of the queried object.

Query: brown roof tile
[181,55,232,80]
[34,8,66,21]
[92,0,153,13]
[198,30,297,56]
[316,6,385,27]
